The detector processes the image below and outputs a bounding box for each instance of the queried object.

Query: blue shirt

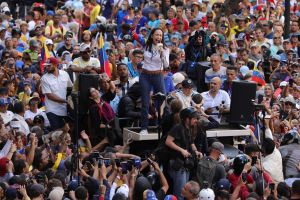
[127,62,139,78]
[136,16,148,34]
[164,73,175,94]
[116,10,128,35]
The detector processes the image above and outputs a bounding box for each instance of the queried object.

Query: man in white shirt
[10,102,30,136]
[262,138,284,183]
[201,77,230,122]
[0,98,13,125]
[70,43,101,91]
[41,57,73,130]
[24,97,50,127]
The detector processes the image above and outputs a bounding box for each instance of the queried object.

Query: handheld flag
[98,33,111,77]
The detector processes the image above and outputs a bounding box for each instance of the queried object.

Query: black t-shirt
[57,45,73,57]
[168,123,193,159]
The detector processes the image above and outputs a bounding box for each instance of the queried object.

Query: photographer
[165,107,200,200]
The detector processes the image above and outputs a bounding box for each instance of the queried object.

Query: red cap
[0,157,8,177]
[43,57,60,66]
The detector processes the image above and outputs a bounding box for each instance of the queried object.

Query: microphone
[157,43,163,53]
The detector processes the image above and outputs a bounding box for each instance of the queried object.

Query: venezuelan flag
[98,33,111,77]
[40,45,50,74]
[251,70,266,86]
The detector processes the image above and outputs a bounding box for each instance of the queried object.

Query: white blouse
[143,45,169,71]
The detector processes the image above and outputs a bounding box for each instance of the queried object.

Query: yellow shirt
[45,25,66,44]
[31,36,48,48]
[90,5,101,24]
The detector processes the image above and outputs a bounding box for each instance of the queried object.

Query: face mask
[218,154,225,163]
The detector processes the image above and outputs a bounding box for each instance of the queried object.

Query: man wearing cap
[249,42,262,62]
[71,43,100,91]
[164,20,181,47]
[41,57,73,130]
[25,96,50,127]
[31,25,48,48]
[280,96,297,120]
[56,32,74,57]
[196,141,226,188]
[0,97,13,125]
[229,16,247,40]
[279,39,292,61]
[23,40,39,63]
[201,77,230,122]
[175,79,196,109]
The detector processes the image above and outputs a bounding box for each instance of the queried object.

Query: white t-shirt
[72,57,101,91]
[24,109,50,127]
[41,70,73,116]
[201,89,231,122]
[0,111,14,125]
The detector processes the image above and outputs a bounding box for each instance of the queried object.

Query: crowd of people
[0,0,299,199]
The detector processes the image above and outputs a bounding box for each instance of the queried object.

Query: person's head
[5,37,13,48]
[210,54,222,71]
[33,147,49,170]
[262,138,275,156]
[146,28,164,47]
[180,107,198,127]
[44,57,59,74]
[283,40,291,51]
[209,77,222,93]
[264,84,273,97]
[13,159,27,175]
[226,66,237,82]
[181,181,200,199]
[273,33,282,45]
[80,43,91,61]
[131,49,143,65]
[181,79,194,96]
[13,102,25,115]
[291,20,299,32]
[236,17,246,28]
[82,30,92,43]
[53,13,61,25]
[0,98,9,113]
[75,186,88,200]
[99,73,110,92]
[233,154,250,175]
[89,87,100,101]
[277,182,291,199]
[29,39,39,51]
[117,63,129,80]
[28,184,45,200]
[209,141,224,160]
[244,144,261,157]
[45,39,54,51]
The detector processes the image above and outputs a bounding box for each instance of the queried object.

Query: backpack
[196,156,218,188]
[96,99,115,124]
[49,25,64,36]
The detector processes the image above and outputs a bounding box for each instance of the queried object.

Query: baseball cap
[250,42,258,48]
[29,39,39,47]
[48,187,64,200]
[172,72,185,86]
[211,142,224,153]
[261,42,271,49]
[215,178,231,191]
[43,57,60,66]
[164,195,177,200]
[240,65,250,77]
[143,189,158,200]
[28,184,45,198]
[271,55,281,62]
[182,79,194,88]
[29,96,40,104]
[140,27,147,32]
[116,184,129,198]
[284,96,296,105]
[0,98,9,106]
[45,39,53,45]
[47,10,55,16]
[5,187,17,200]
[279,81,288,87]
[80,43,91,52]
[166,20,173,26]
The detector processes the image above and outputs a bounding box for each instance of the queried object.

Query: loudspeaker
[78,74,99,114]
[229,81,256,124]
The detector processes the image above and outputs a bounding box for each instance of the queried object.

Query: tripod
[152,92,166,140]
[71,92,80,186]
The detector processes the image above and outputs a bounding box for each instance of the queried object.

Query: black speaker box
[229,81,256,124]
[78,74,99,114]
